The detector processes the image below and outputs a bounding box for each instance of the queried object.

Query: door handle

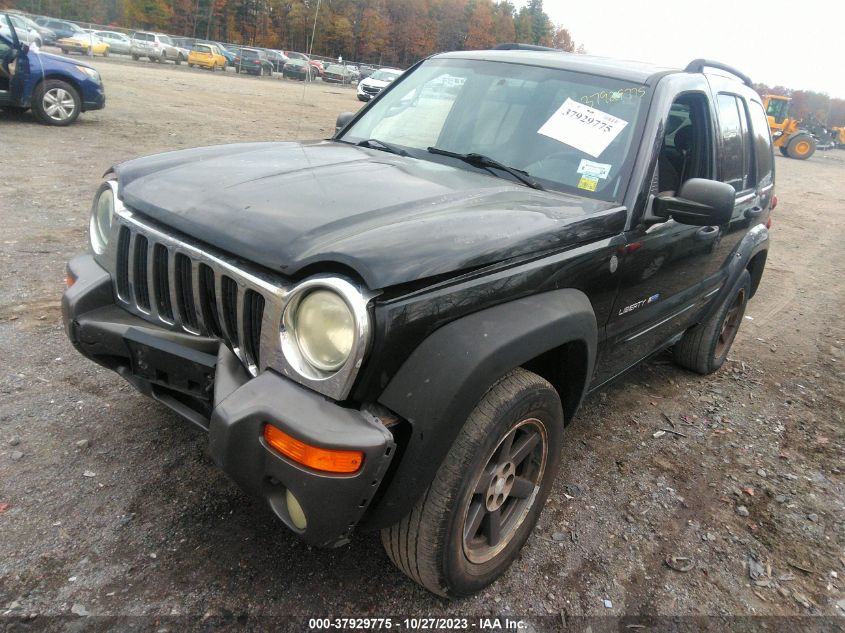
[695,226,720,242]
[744,206,763,219]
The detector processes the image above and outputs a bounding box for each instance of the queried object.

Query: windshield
[341,58,649,201]
[371,69,400,82]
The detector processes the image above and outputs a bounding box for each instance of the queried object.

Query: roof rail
[684,59,752,87]
[493,43,561,52]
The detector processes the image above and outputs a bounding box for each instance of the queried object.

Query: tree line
[3,0,582,66]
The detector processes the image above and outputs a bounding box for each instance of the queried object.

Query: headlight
[279,277,371,390]
[89,183,114,255]
[292,289,355,371]
[75,65,100,82]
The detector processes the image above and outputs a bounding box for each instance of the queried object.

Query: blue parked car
[0,14,105,125]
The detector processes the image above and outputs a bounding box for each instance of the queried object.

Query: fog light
[286,489,307,530]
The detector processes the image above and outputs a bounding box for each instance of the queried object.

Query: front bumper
[63,254,395,547]
[82,85,106,112]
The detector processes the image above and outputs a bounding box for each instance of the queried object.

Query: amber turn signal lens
[66,273,75,288]
[263,424,364,474]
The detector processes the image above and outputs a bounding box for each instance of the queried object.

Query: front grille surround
[100,188,371,400]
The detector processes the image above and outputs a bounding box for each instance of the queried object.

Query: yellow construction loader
[763,94,817,159]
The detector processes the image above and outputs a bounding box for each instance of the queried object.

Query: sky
[530,0,845,98]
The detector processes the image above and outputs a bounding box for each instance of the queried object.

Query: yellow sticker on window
[577,176,598,191]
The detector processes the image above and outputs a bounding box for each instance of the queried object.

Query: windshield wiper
[427,147,544,190]
[356,138,409,157]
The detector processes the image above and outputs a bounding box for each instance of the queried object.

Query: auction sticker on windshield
[577,158,612,179]
[538,98,628,158]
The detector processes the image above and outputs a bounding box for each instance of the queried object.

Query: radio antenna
[295,0,321,139]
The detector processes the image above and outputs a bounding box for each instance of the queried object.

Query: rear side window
[717,94,752,192]
[748,101,774,188]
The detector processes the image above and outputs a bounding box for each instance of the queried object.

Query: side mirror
[334,111,355,137]
[653,178,735,226]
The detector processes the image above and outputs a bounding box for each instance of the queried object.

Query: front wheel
[381,368,563,598]
[673,269,751,374]
[786,134,816,159]
[32,79,81,126]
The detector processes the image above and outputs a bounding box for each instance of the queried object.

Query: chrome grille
[111,211,285,376]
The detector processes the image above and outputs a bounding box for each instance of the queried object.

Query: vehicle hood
[114,141,624,289]
[29,49,94,70]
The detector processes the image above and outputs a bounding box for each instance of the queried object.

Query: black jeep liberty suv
[63,46,773,597]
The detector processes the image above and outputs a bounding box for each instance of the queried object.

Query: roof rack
[493,43,561,52]
[684,59,752,87]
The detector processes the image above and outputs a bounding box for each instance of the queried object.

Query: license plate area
[124,327,217,400]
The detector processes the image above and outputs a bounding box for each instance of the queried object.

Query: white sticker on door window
[577,158,612,180]
[538,98,628,158]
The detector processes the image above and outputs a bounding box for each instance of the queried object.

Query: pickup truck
[62,45,773,597]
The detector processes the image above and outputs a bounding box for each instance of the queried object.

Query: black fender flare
[363,288,597,528]
[701,223,769,324]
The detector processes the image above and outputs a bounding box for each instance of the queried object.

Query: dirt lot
[1,56,844,626]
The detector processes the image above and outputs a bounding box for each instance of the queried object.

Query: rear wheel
[381,368,563,598]
[673,269,751,374]
[32,79,81,126]
[132,54,139,61]
[102,48,109,57]
[786,134,816,159]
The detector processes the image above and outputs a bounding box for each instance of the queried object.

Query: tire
[786,134,816,159]
[31,79,81,126]
[102,48,109,57]
[175,55,182,65]
[61,48,68,54]
[381,368,564,598]
[132,54,139,61]
[673,269,751,374]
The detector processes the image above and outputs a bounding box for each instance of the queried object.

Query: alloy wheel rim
[43,88,75,121]
[462,418,548,564]
[715,288,745,359]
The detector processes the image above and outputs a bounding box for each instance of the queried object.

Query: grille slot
[199,264,222,337]
[116,226,131,300]
[221,276,240,349]
[243,289,265,368]
[133,235,150,310]
[153,244,172,320]
[174,253,198,330]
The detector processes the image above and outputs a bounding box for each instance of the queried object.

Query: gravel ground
[1,55,844,627]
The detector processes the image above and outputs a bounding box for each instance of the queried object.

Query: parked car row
[14,11,402,88]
